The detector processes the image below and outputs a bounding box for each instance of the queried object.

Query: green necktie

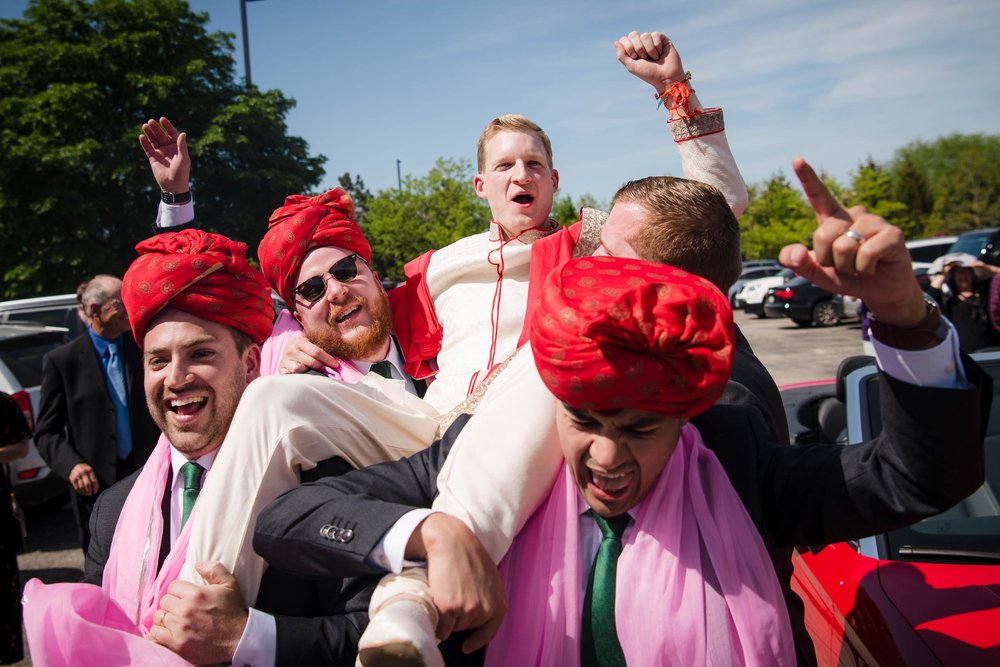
[370,360,394,379]
[179,461,204,529]
[581,512,630,667]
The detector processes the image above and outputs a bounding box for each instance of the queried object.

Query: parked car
[763,276,858,327]
[906,235,959,271]
[781,352,1000,666]
[0,323,70,509]
[741,259,781,270]
[734,268,795,316]
[0,293,84,338]
[948,227,1000,267]
[728,264,789,305]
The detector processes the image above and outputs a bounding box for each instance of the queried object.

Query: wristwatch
[869,295,944,351]
[160,190,192,205]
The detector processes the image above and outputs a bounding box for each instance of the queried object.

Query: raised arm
[139,117,190,195]
[139,116,197,230]
[616,31,748,216]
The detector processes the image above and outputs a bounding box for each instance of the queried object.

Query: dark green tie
[179,462,204,529]
[370,360,394,379]
[581,512,630,667]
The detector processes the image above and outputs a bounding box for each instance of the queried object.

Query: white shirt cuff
[368,508,437,573]
[872,318,966,389]
[230,607,276,667]
[156,200,195,228]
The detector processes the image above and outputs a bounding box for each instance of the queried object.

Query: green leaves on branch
[0,0,324,298]
[740,134,1000,261]
[360,158,489,281]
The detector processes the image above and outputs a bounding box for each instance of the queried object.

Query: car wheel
[812,300,840,327]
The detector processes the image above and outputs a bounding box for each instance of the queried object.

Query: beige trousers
[180,372,443,605]
[367,345,564,631]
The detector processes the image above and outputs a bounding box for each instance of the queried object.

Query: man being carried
[255,167,990,665]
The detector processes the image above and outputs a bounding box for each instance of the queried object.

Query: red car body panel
[794,539,1000,666]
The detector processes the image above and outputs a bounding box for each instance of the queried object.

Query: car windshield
[0,333,65,387]
[948,232,992,257]
[860,362,1000,564]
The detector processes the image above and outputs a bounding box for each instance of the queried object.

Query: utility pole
[396,159,402,191]
[240,0,265,89]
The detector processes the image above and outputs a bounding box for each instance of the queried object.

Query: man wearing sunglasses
[255,188,427,396]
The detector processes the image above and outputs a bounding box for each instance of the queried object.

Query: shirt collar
[488,218,561,244]
[355,336,406,378]
[170,446,218,481]
[88,327,122,355]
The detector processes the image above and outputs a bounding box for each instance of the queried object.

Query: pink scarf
[22,435,193,666]
[486,423,794,666]
[260,309,365,382]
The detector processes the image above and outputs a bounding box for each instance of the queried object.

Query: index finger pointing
[793,157,847,222]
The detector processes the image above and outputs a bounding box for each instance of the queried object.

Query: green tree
[550,193,607,226]
[893,153,933,226]
[845,158,915,237]
[0,0,324,298]
[739,173,815,260]
[890,134,1000,234]
[362,158,490,280]
[337,172,373,223]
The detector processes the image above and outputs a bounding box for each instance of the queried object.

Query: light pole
[240,0,265,89]
[396,159,402,191]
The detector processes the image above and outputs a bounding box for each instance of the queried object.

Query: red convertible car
[780,353,1000,666]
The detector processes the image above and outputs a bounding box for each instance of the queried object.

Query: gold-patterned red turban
[257,188,370,306]
[123,229,273,348]
[530,256,734,418]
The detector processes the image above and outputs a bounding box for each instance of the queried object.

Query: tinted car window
[949,231,992,256]
[6,308,84,338]
[908,243,953,263]
[0,333,65,387]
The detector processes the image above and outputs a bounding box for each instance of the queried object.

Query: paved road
[11,309,867,664]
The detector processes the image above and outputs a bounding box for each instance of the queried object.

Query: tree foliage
[0,0,324,298]
[361,158,490,280]
[551,193,607,226]
[338,172,373,223]
[888,134,1000,235]
[739,173,815,260]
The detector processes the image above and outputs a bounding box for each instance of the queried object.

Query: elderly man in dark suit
[35,273,159,552]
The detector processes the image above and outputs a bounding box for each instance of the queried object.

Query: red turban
[123,229,273,348]
[530,256,734,418]
[257,188,370,306]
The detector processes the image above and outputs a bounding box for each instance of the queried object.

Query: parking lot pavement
[11,311,865,664]
[735,309,867,386]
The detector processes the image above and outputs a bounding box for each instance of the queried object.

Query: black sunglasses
[293,254,361,304]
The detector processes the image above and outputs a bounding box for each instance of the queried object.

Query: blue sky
[5,0,999,205]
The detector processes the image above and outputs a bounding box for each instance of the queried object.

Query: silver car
[0,322,71,509]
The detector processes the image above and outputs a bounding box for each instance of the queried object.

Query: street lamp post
[396,159,402,191]
[240,0,264,89]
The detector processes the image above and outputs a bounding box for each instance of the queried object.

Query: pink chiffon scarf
[486,423,794,666]
[22,435,193,666]
[260,309,365,382]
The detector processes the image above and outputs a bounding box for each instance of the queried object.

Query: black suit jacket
[255,360,990,664]
[84,457,376,666]
[35,332,159,488]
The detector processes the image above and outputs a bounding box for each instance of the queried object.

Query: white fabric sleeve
[230,608,276,667]
[156,200,195,228]
[872,318,966,389]
[672,92,749,217]
[368,508,437,573]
